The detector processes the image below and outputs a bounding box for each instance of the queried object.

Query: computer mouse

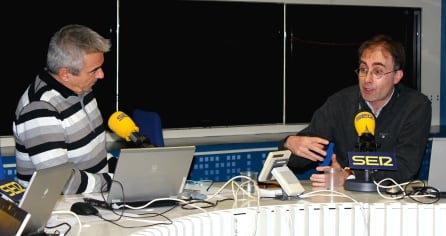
[70,202,99,216]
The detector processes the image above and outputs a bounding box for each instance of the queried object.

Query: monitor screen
[258,150,291,183]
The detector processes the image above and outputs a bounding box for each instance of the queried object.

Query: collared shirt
[366,88,395,118]
[279,84,431,183]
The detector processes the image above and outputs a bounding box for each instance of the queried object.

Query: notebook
[0,197,31,236]
[427,138,446,193]
[106,146,196,208]
[18,162,74,235]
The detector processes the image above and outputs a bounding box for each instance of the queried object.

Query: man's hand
[284,135,329,162]
[311,154,349,188]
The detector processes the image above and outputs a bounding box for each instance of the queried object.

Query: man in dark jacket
[279,34,431,188]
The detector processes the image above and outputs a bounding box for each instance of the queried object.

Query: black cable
[180,200,216,210]
[89,179,181,229]
[180,197,234,210]
[403,180,440,204]
[97,211,174,229]
[76,202,176,229]
[407,186,440,204]
[44,222,71,235]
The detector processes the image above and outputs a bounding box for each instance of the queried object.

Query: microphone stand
[126,132,156,148]
[344,132,379,192]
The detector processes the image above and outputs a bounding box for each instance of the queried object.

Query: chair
[0,152,5,180]
[131,109,165,147]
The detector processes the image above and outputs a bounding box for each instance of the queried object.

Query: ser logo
[347,151,397,170]
[0,180,26,197]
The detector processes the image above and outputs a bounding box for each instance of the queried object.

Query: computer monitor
[258,150,291,183]
[258,150,304,197]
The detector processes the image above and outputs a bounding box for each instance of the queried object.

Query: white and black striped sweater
[13,69,114,194]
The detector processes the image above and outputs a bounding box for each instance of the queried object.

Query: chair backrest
[0,153,5,180]
[131,109,165,147]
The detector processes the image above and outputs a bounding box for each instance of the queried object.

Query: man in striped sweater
[12,24,116,194]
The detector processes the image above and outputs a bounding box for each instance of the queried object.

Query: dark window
[285,5,421,123]
[1,1,421,135]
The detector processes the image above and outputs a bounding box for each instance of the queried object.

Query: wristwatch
[344,167,355,180]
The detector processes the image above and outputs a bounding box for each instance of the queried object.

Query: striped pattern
[13,70,113,194]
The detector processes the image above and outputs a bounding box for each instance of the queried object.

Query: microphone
[354,111,378,152]
[108,111,156,148]
[344,111,396,192]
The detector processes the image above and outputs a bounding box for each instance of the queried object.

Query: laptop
[18,162,74,235]
[106,146,195,208]
[427,138,446,194]
[0,197,31,236]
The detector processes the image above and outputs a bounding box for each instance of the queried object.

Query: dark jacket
[278,84,431,183]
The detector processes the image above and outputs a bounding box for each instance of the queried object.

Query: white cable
[374,177,408,199]
[51,210,82,236]
[374,178,437,200]
[112,197,209,215]
[206,175,259,201]
[299,189,359,203]
[204,175,261,236]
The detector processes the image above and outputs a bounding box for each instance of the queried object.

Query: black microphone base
[344,179,377,192]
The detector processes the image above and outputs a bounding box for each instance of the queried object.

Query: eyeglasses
[354,67,398,80]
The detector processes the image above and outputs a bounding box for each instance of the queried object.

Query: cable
[112,197,209,213]
[98,210,174,229]
[374,178,440,204]
[50,210,82,236]
[204,175,262,236]
[180,200,216,210]
[375,178,408,199]
[299,189,360,203]
[206,175,260,202]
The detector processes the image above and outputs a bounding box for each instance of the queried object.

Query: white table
[48,180,446,236]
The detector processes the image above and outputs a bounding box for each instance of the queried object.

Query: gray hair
[46,24,111,75]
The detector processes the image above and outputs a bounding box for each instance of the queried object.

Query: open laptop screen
[107,146,195,205]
